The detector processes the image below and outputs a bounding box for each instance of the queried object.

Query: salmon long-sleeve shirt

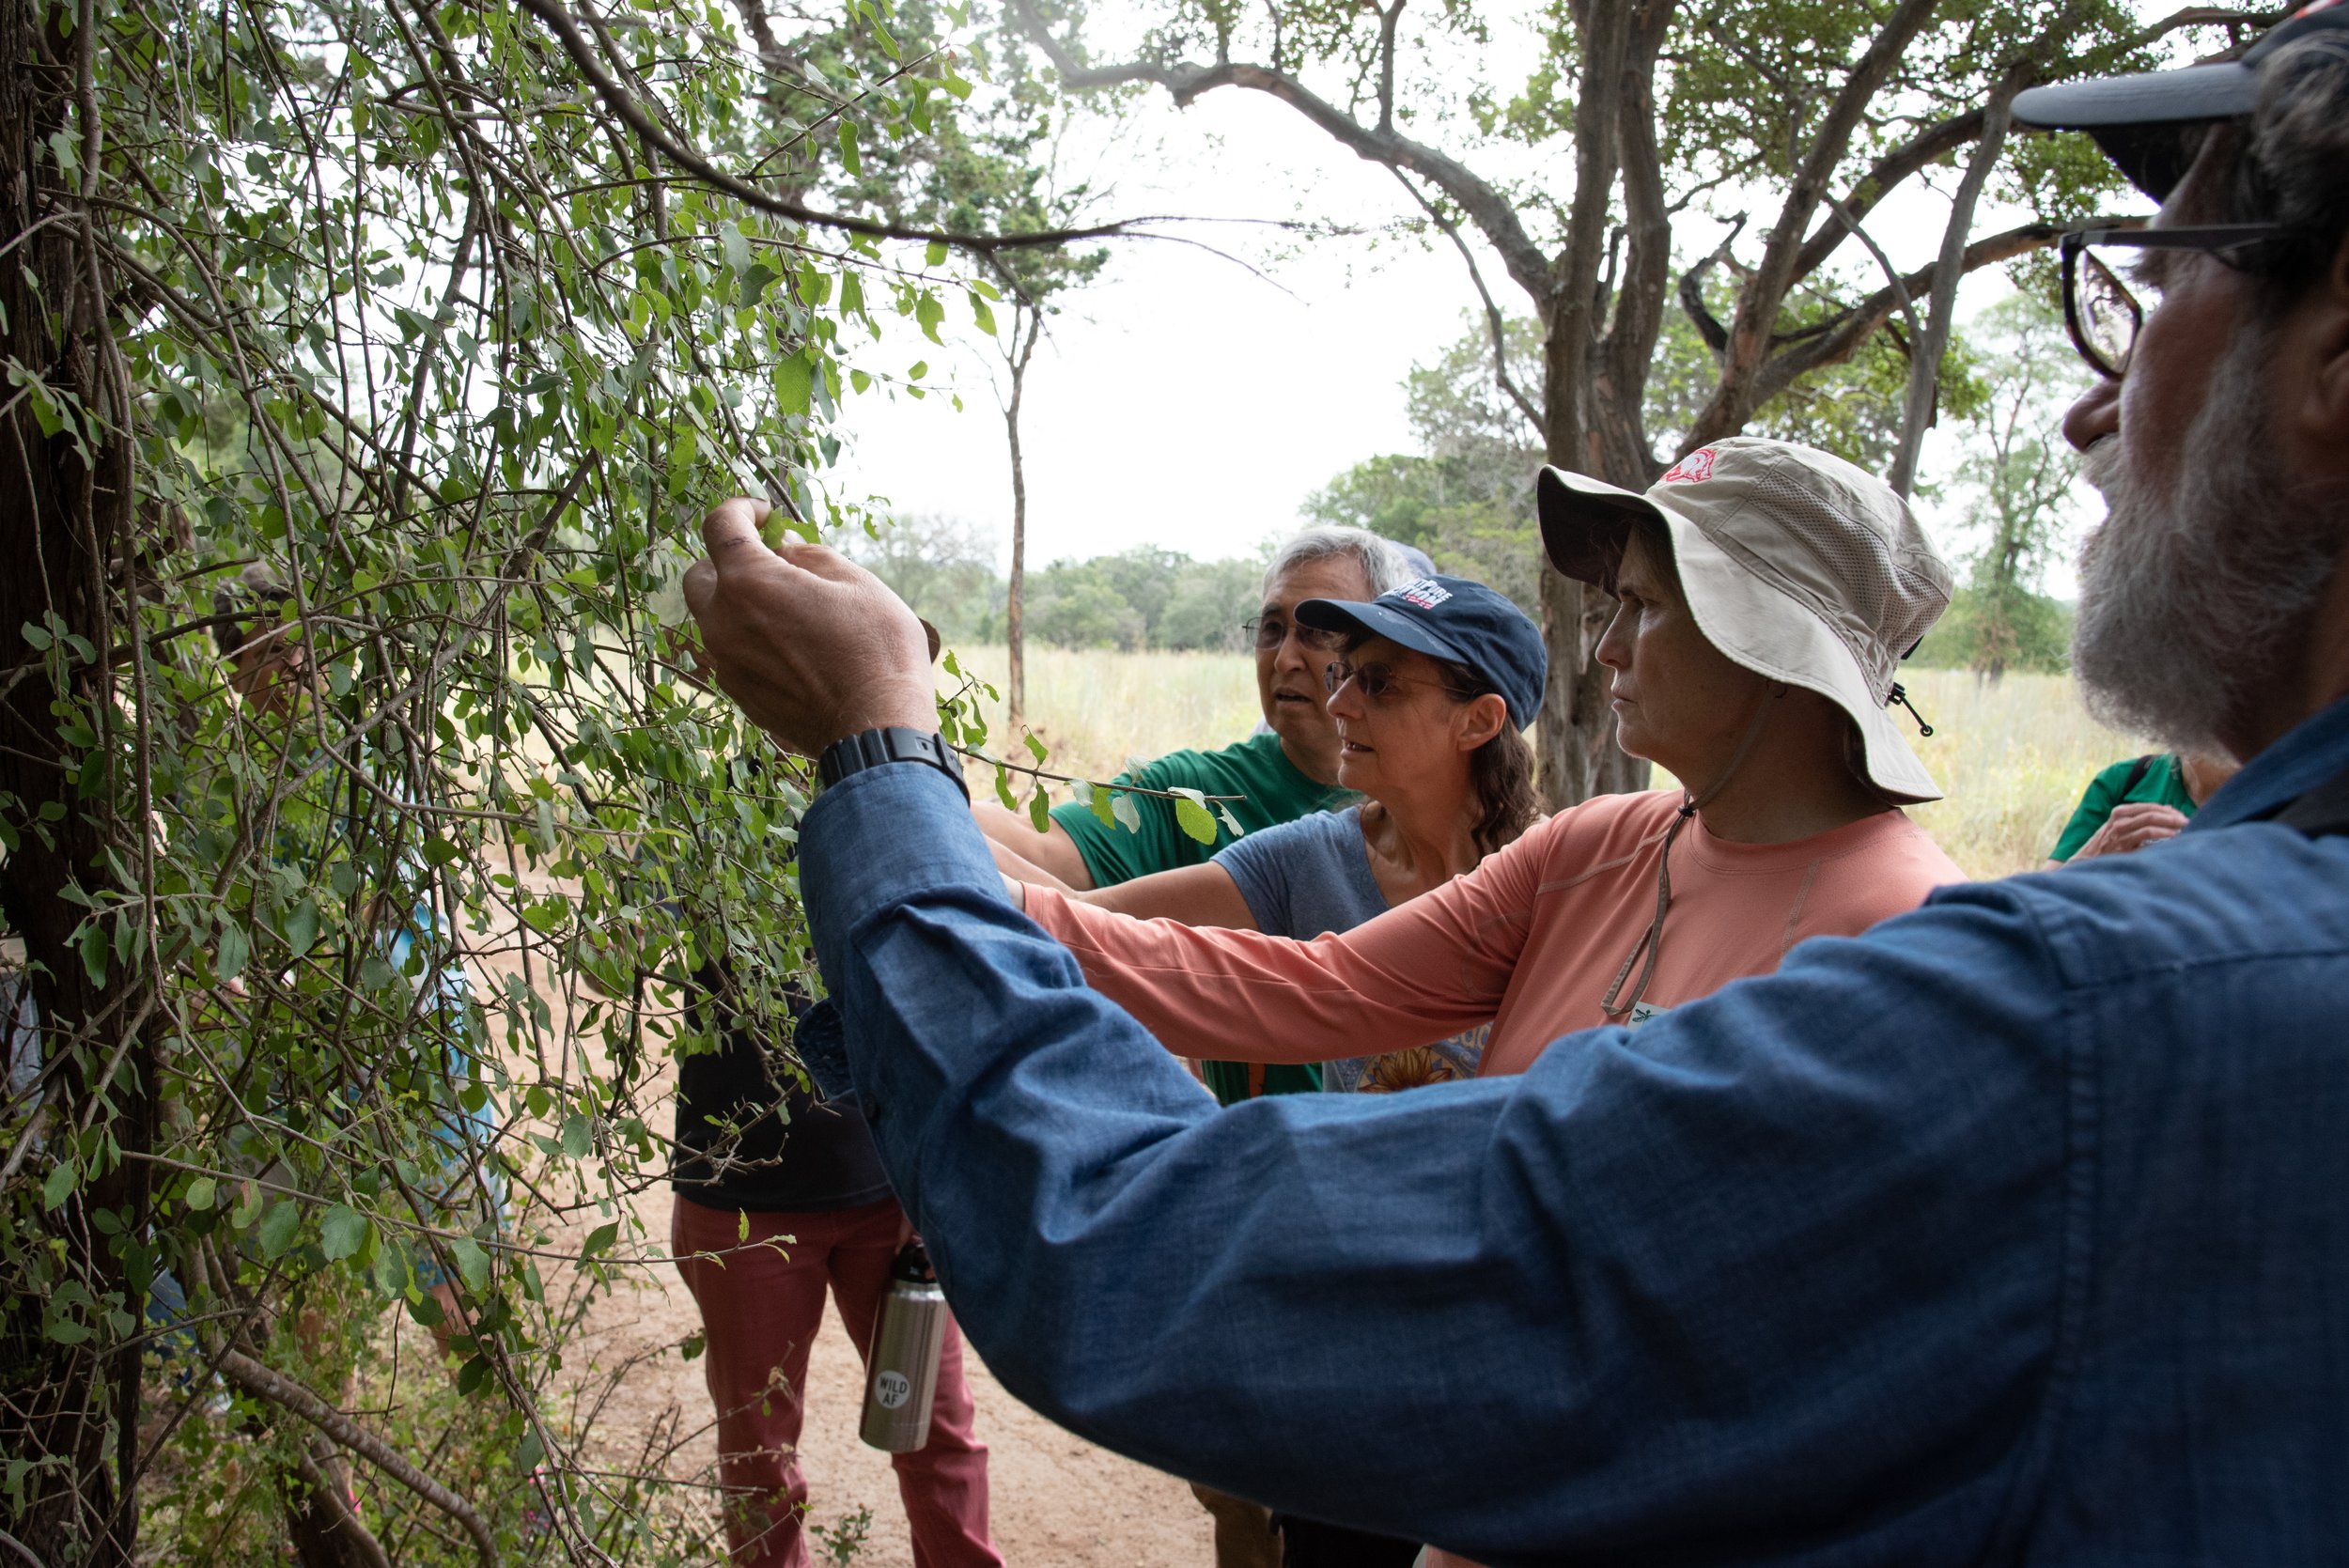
[1028,790,1966,1080]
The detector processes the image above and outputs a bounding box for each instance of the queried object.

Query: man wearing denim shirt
[679,16,2349,1563]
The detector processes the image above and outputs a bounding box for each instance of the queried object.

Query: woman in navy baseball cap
[995,567,1545,1564]
[1000,570,1545,1090]
[1294,573,1546,853]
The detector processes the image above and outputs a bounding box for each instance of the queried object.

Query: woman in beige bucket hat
[1019,432,1967,1091]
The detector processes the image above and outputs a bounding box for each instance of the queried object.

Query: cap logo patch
[1392,578,1453,611]
[1662,448,1717,484]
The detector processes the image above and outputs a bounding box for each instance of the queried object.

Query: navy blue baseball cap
[2012,0,2349,197]
[1295,575,1548,730]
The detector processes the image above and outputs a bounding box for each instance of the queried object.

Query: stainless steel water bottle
[860,1239,946,1452]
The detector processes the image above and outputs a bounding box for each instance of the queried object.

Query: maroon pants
[671,1194,1001,1568]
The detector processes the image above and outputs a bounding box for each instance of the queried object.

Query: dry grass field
[944,646,2142,880]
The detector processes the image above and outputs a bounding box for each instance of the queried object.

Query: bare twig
[214,1349,499,1568]
[515,0,1169,256]
[1391,167,1543,433]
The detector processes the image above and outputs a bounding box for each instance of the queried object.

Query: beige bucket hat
[1536,437,1953,802]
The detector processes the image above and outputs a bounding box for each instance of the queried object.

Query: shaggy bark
[0,0,151,1560]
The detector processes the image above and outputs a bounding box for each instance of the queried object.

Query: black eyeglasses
[2060,224,2281,380]
[1322,659,1455,703]
[1241,615,1346,653]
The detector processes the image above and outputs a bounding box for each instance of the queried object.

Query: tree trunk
[1003,311,1040,728]
[0,1,151,1560]
[1887,87,2015,498]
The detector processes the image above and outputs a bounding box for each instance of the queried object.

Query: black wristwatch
[816,726,969,802]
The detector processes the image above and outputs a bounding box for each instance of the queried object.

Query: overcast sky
[823,16,2166,587]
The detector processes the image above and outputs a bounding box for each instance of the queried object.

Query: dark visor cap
[2011,0,2349,197]
[1295,575,1548,731]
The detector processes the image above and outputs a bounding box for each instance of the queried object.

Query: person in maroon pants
[669,975,1001,1568]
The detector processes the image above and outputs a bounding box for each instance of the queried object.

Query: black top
[671,972,893,1214]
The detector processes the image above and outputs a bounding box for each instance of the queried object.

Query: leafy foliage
[1912,292,2084,678]
[1309,306,1993,616]
[0,0,999,1557]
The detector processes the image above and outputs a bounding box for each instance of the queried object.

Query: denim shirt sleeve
[801,762,2077,1565]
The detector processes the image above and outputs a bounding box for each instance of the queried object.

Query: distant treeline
[853,508,2072,675]
[849,514,1268,653]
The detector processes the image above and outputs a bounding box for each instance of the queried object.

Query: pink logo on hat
[1662,448,1717,484]
[1393,577,1453,610]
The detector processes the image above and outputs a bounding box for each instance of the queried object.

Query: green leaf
[184,1176,217,1212]
[259,1200,302,1258]
[213,919,249,985]
[319,1204,369,1262]
[1028,788,1050,833]
[231,1182,265,1228]
[970,291,998,335]
[284,899,319,958]
[451,1235,491,1293]
[515,1429,546,1471]
[1173,794,1218,846]
[560,1113,590,1158]
[914,293,945,345]
[582,1220,619,1259]
[1022,731,1048,763]
[837,120,862,178]
[774,353,814,414]
[77,922,107,987]
[1111,790,1143,834]
[925,239,948,268]
[41,1160,76,1211]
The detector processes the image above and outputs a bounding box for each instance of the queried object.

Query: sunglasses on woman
[2059,224,2281,380]
[1322,659,1456,703]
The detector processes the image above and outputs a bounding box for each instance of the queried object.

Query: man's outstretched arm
[798,757,2076,1564]
[686,498,2070,1564]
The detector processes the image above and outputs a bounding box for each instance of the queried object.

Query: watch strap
[817,726,969,801]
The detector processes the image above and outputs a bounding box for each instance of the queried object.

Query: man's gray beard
[2071,327,2348,755]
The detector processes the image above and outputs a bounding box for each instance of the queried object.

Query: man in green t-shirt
[974,527,1408,1105]
[2046,751,2241,865]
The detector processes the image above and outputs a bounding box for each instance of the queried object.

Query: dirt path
[565,1175,1218,1567]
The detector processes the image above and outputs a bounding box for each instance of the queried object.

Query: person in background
[1025,443,1966,1141]
[2045,749,2241,863]
[1001,575,1542,1568]
[981,524,1412,1110]
[680,17,2349,1559]
[1003,573,1542,1102]
[214,565,496,1362]
[662,961,1001,1568]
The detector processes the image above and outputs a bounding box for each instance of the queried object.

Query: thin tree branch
[1750,219,2077,411]
[214,1349,499,1568]
[1009,0,1558,302]
[1889,85,2017,496]
[513,0,1163,256]
[1676,214,1747,355]
[1390,168,1543,433]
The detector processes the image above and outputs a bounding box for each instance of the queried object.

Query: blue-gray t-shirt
[1212,807,1487,1094]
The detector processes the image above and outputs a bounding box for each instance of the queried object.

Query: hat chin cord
[1599,686,1781,1021]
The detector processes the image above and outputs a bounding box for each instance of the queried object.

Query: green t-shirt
[1050,730,1349,1106]
[1050,730,1351,887]
[2048,753,2201,862]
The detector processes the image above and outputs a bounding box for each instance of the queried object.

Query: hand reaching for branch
[681,498,935,756]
